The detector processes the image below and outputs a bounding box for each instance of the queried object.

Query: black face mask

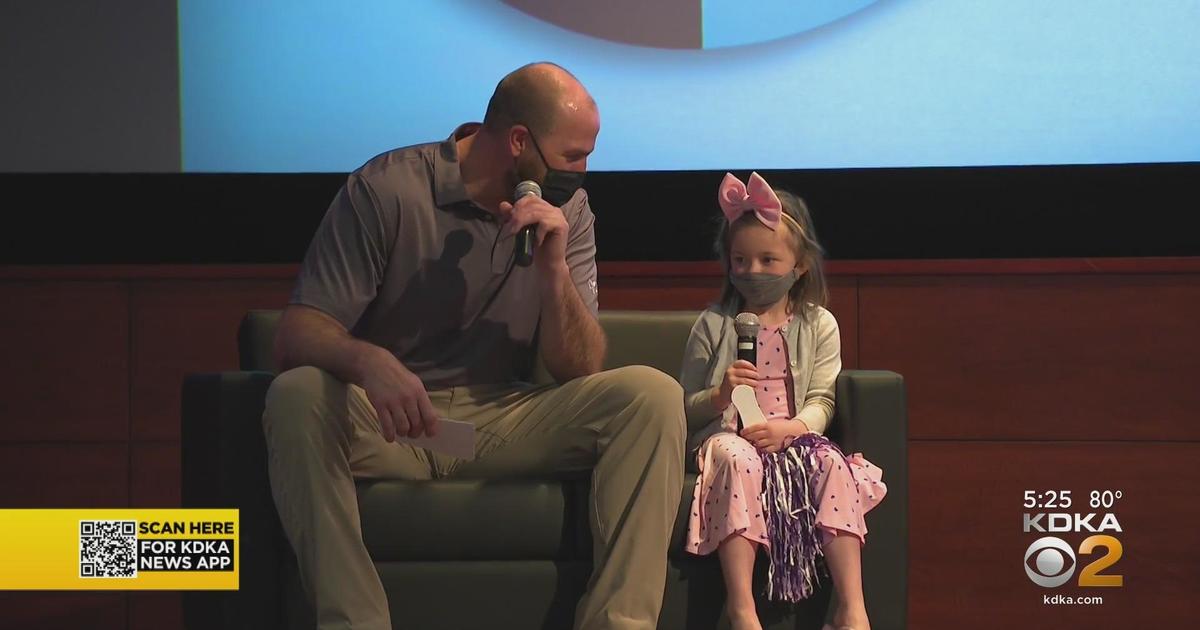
[524,130,586,207]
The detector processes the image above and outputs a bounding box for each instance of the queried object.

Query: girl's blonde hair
[714,189,828,323]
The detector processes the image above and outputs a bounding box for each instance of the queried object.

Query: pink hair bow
[718,171,782,230]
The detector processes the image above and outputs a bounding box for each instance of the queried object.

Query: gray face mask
[730,270,799,308]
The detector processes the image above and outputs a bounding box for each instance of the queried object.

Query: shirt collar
[432,122,482,208]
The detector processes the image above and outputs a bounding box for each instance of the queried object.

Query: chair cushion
[358,473,704,563]
[671,474,701,559]
[357,479,581,561]
[598,310,699,375]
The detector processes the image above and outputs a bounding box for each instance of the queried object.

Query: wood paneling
[828,277,858,369]
[0,444,127,507]
[130,281,291,440]
[130,592,182,630]
[0,282,129,442]
[908,441,1200,628]
[0,593,126,630]
[860,275,1200,441]
[597,273,722,311]
[131,442,180,507]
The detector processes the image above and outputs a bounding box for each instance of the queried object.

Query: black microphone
[734,312,760,366]
[513,180,541,267]
[733,312,760,432]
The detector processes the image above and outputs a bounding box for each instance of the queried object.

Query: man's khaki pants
[262,364,686,630]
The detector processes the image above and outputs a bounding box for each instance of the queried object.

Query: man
[262,62,685,630]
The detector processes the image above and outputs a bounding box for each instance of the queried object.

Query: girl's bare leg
[718,534,763,630]
[822,532,870,630]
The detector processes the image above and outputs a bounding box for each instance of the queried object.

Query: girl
[680,172,886,630]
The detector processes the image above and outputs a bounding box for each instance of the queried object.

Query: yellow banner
[0,509,238,590]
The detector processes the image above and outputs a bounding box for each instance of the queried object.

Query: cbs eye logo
[1024,535,1124,588]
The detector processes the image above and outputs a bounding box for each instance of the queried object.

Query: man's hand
[357,346,439,442]
[499,194,604,381]
[499,195,569,273]
[740,419,810,453]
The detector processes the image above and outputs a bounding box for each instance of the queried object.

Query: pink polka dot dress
[686,317,886,557]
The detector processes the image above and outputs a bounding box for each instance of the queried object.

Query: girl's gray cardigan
[678,304,841,453]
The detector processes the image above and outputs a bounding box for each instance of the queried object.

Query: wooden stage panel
[0,282,129,442]
[0,444,128,507]
[907,441,1200,628]
[0,593,126,630]
[130,280,292,440]
[859,274,1200,441]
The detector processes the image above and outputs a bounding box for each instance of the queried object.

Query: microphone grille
[734,312,760,337]
[515,180,542,199]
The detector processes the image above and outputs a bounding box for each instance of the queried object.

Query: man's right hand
[273,304,440,442]
[358,346,440,442]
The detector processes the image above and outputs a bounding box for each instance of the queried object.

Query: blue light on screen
[179,0,1200,172]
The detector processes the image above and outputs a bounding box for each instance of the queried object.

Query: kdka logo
[1022,491,1126,589]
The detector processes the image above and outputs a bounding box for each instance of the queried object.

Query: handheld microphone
[734,312,760,366]
[513,180,541,267]
[733,312,760,432]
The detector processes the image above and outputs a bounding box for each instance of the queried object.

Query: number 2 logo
[1024,535,1123,588]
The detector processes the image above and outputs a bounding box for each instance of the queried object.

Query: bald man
[262,63,685,629]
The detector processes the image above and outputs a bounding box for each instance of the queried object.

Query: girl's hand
[740,419,810,453]
[712,359,758,411]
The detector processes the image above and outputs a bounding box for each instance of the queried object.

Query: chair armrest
[181,371,285,630]
[829,370,907,472]
[828,369,908,630]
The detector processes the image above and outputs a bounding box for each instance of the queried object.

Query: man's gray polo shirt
[291,123,599,388]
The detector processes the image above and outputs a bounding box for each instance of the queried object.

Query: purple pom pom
[758,433,857,602]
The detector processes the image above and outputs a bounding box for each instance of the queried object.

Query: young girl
[680,172,886,630]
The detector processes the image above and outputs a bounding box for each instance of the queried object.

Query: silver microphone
[734,312,760,365]
[514,180,542,200]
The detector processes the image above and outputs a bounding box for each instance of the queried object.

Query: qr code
[79,520,137,578]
